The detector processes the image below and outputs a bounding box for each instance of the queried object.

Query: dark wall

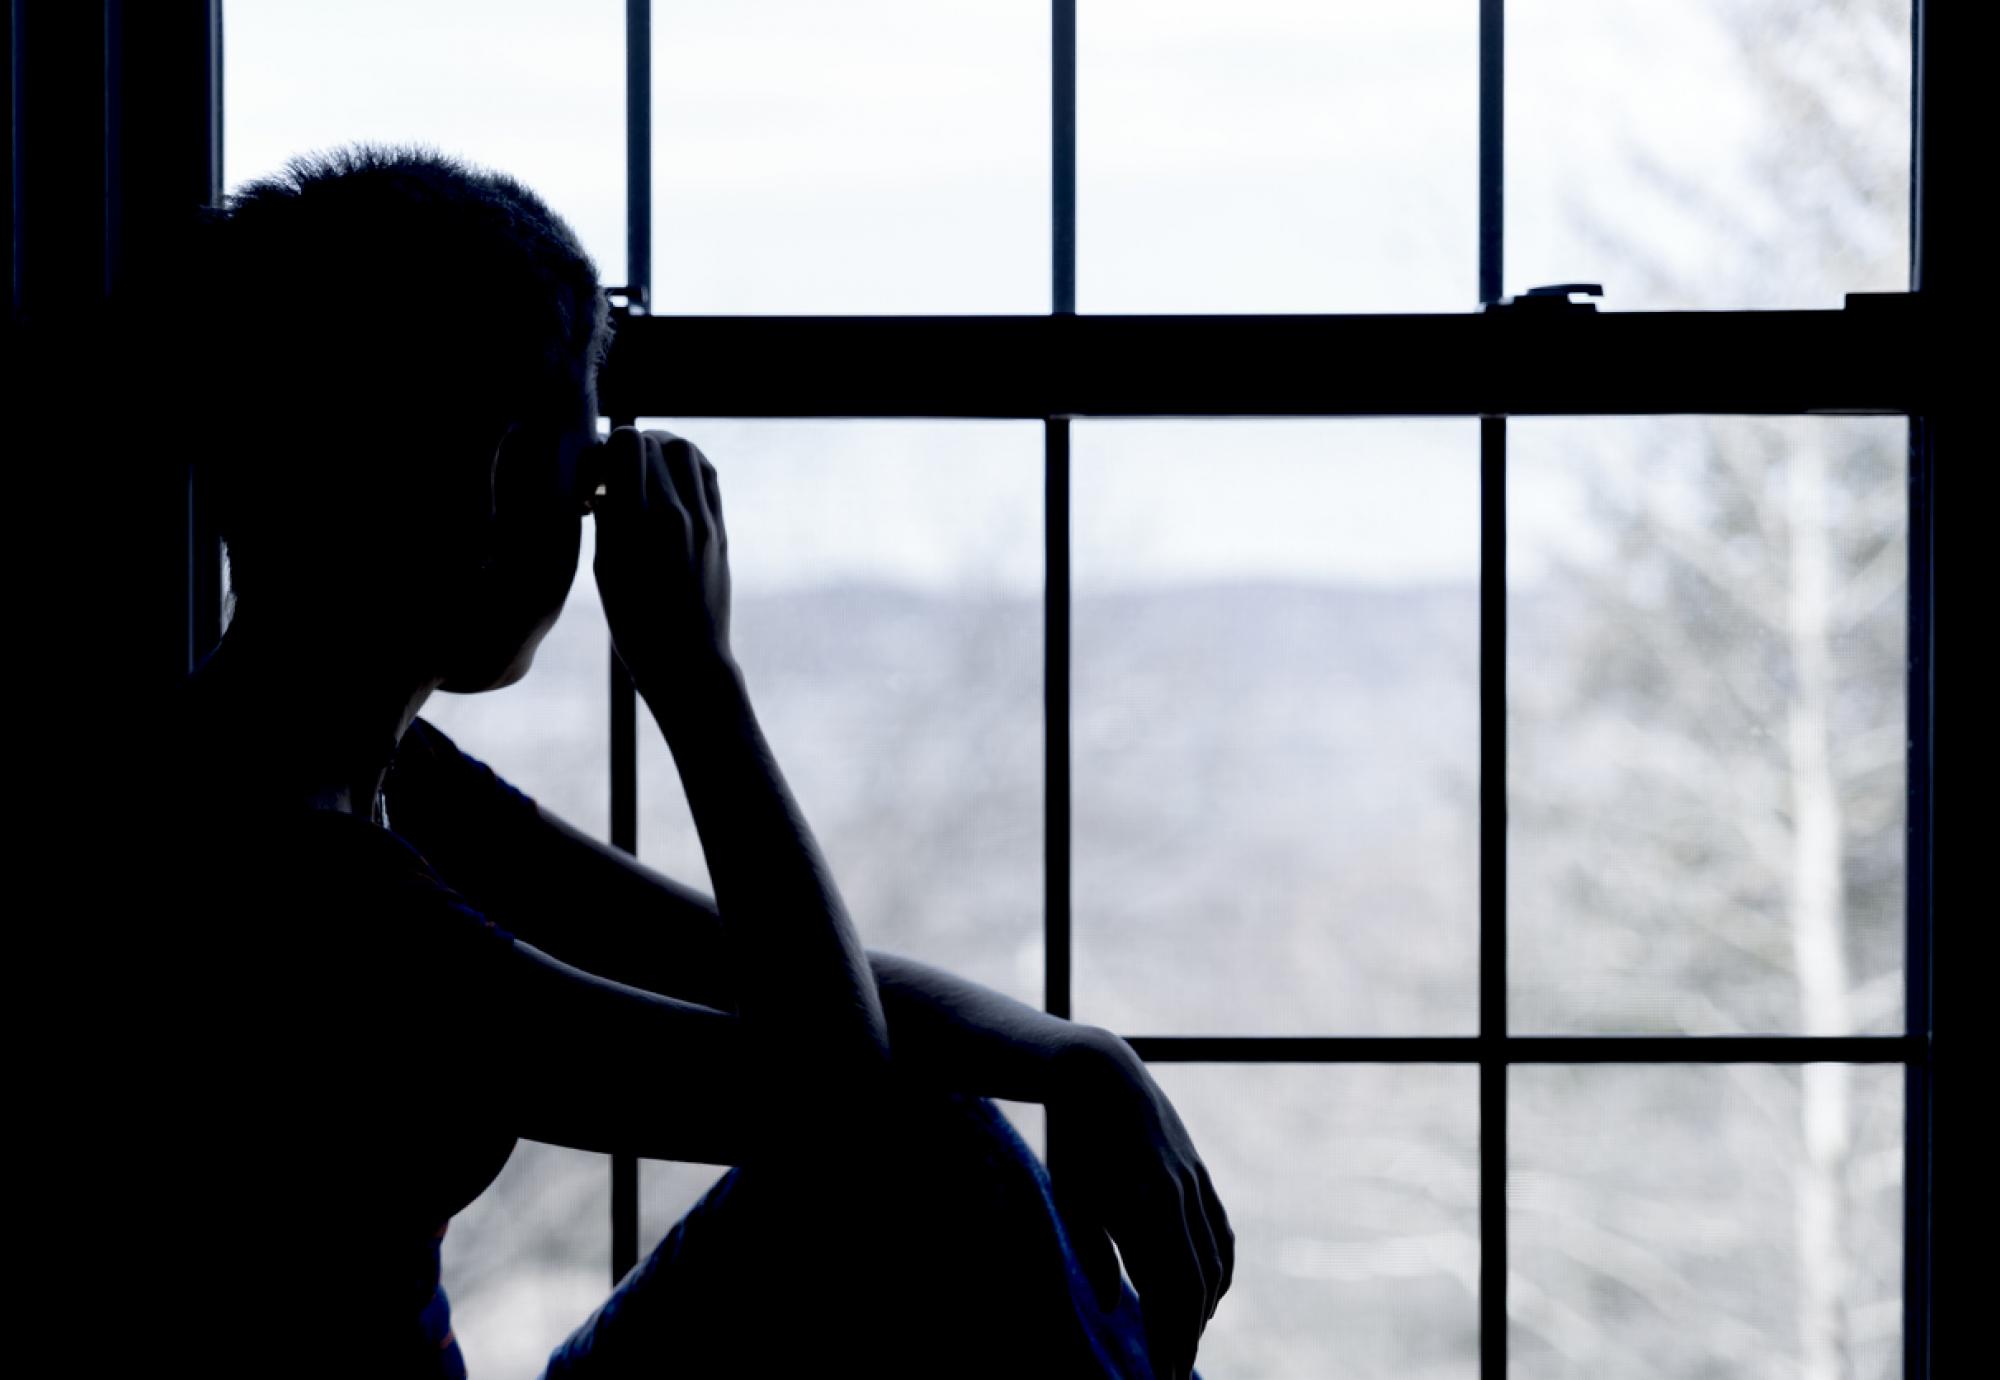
[11,0,221,708]
[11,9,221,1359]
[1913,3,1975,1374]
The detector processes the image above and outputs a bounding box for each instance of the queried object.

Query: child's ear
[484,421,526,522]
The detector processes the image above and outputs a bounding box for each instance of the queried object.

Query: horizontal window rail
[595,299,1938,420]
[1125,1036,1928,1064]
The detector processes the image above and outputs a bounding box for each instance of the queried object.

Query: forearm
[868,948,1116,1104]
[643,656,891,1084]
[498,742,1108,1105]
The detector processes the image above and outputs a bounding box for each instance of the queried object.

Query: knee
[868,1092,1054,1233]
[865,1089,1025,1174]
[740,1089,1045,1242]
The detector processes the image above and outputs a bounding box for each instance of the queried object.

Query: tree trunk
[1783,439,1853,1380]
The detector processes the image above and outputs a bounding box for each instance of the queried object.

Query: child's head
[195,143,611,673]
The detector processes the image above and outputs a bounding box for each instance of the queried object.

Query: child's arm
[467,789,1099,1105]
[435,794,1232,1363]
[594,427,893,1102]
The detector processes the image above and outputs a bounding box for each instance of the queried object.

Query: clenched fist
[589,426,733,699]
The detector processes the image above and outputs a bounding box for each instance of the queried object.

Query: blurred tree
[1509,2,1909,1376]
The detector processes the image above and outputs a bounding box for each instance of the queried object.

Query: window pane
[1508,0,1911,309]
[1073,422,1479,1036]
[639,1159,734,1286]
[632,420,1045,1011]
[1079,1,1477,312]
[440,1142,615,1380]
[1511,1064,1903,1379]
[223,0,625,277]
[1146,1064,1478,1379]
[1508,418,1907,1035]
[651,3,1048,312]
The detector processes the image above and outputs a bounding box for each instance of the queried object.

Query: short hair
[192,143,611,619]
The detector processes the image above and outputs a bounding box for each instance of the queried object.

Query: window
[212,3,1936,1376]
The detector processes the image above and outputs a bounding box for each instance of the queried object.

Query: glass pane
[632,420,1045,1011]
[441,1142,615,1380]
[1508,0,1911,310]
[1079,1,1477,312]
[1145,1064,1478,1379]
[1073,421,1479,1036]
[1511,1064,1904,1379]
[651,2,1048,312]
[223,0,625,278]
[996,1098,1048,1162]
[638,1158,735,1283]
[1509,418,1907,1035]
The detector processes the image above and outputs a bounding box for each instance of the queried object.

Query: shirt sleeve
[220,819,524,1061]
[383,715,724,1007]
[382,715,546,921]
[169,813,527,1238]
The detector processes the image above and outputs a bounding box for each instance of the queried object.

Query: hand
[591,427,733,697]
[1049,1030,1235,1380]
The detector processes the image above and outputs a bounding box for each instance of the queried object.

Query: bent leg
[537,1089,1165,1379]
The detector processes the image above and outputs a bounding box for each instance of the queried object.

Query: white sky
[222,0,1906,595]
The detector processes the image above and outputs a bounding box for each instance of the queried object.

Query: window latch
[605,283,650,315]
[1481,283,1603,313]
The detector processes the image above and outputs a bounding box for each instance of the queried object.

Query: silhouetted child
[140,144,1228,1379]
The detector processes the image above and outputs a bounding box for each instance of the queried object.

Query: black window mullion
[609,0,652,1289]
[1052,0,1076,319]
[625,0,651,321]
[1044,418,1072,1028]
[1479,419,1507,1380]
[1124,1036,1918,1065]
[1479,0,1504,310]
[1043,0,1080,1204]
[596,310,1927,420]
[1478,6,1506,1379]
[1902,412,1933,1380]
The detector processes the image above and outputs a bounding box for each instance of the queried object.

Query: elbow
[781,1027,900,1121]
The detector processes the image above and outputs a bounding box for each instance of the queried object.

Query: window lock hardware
[1481,283,1603,313]
[604,283,650,315]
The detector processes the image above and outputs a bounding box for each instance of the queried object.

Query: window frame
[176,2,1939,1375]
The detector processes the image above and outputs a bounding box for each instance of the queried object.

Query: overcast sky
[223,0,1906,595]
